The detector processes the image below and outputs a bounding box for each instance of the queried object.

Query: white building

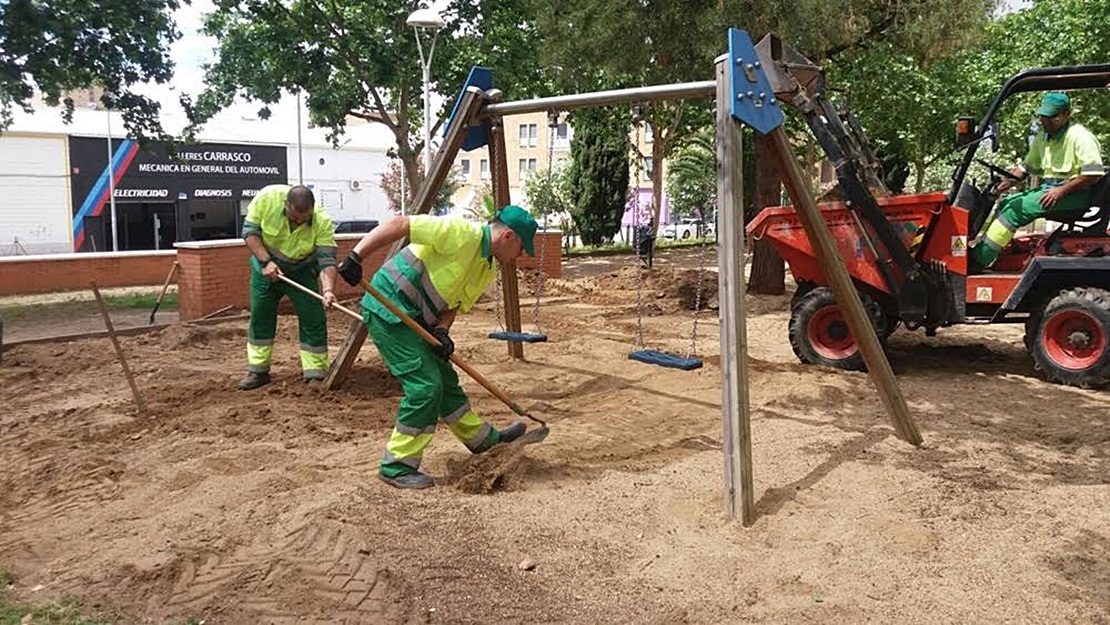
[0,103,396,255]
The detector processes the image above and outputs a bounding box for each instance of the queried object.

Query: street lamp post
[296,91,305,185]
[105,93,119,252]
[407,7,445,176]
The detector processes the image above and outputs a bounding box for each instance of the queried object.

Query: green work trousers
[366,309,500,478]
[971,185,1092,267]
[246,257,329,380]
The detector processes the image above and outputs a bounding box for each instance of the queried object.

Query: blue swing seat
[628,349,703,371]
[488,331,549,343]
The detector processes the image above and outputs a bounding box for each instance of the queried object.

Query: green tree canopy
[568,107,631,245]
[523,162,573,220]
[666,128,716,220]
[832,0,1110,194]
[193,0,546,205]
[0,0,182,139]
[533,0,723,232]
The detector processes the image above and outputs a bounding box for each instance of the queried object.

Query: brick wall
[1,230,562,319]
[518,231,563,278]
[0,250,178,295]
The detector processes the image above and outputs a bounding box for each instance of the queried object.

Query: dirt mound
[446,442,533,494]
[157,323,246,350]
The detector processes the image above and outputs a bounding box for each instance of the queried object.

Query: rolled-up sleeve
[313,211,338,269]
[242,199,264,239]
[1075,131,1104,176]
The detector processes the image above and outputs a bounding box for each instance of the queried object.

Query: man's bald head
[286,185,315,214]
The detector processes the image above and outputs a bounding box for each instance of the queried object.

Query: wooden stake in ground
[767,127,922,446]
[91,281,146,415]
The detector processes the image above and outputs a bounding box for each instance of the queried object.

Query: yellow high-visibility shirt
[1023,122,1104,181]
[242,184,337,270]
[364,215,496,327]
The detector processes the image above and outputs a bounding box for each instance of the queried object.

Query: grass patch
[562,237,716,258]
[0,293,177,319]
[102,292,178,311]
[0,570,113,625]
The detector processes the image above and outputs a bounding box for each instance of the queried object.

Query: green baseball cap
[494,205,538,256]
[1036,92,1070,117]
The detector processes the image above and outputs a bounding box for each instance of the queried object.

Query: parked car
[333,219,379,234]
[663,217,714,240]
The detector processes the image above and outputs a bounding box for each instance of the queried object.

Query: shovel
[276,274,550,444]
[149,261,179,324]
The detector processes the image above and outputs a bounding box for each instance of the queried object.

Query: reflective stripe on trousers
[971,185,1093,267]
[367,310,499,477]
[247,339,274,373]
[246,257,329,375]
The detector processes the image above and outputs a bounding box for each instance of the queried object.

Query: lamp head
[406,8,444,30]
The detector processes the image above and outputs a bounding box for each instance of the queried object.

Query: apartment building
[450,111,572,214]
[450,113,673,227]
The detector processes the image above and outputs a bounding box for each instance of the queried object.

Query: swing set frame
[325,29,921,527]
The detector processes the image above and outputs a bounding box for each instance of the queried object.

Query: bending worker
[971,92,1104,269]
[239,184,339,390]
[336,206,538,489]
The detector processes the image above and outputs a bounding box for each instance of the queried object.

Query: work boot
[237,371,271,391]
[303,373,326,384]
[498,421,527,444]
[378,472,435,490]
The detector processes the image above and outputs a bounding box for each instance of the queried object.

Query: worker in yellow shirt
[239,184,338,390]
[337,206,538,488]
[971,92,1104,269]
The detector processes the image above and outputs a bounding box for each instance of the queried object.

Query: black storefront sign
[68,137,288,252]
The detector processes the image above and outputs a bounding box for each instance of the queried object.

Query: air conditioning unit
[349,179,362,191]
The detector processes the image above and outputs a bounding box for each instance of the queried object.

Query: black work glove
[430,327,454,359]
[337,250,363,286]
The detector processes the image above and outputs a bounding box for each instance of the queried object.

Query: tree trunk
[389,121,423,215]
[748,134,785,295]
[914,158,926,193]
[650,137,666,235]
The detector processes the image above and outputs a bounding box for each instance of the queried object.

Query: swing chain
[687,206,711,358]
[493,270,506,331]
[529,109,560,334]
[630,113,648,351]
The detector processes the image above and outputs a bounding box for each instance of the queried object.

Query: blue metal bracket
[727,28,784,135]
[443,66,493,151]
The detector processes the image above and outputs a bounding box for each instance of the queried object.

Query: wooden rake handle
[276,274,543,427]
[276,274,363,321]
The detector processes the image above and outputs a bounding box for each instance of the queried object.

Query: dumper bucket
[746,192,947,294]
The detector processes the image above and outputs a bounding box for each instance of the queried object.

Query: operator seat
[1047,171,1110,239]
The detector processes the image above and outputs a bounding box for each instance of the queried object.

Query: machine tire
[790,281,817,311]
[788,286,888,371]
[1029,288,1110,388]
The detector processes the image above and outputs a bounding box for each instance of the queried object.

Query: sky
[130,0,1034,143]
[131,0,450,147]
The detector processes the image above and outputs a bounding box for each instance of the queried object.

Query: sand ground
[1,248,1107,624]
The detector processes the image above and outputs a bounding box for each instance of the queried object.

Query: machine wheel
[1028,288,1110,388]
[788,287,888,371]
[790,281,817,311]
